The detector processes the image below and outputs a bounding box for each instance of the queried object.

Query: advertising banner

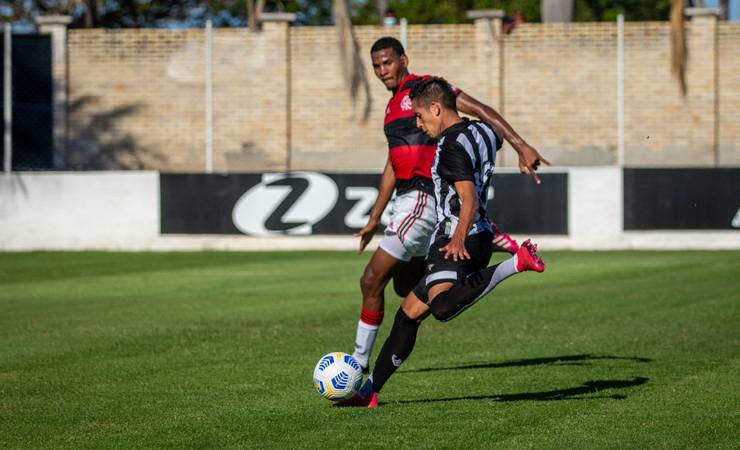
[624,169,740,230]
[160,172,568,236]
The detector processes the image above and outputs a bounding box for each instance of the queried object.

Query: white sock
[352,321,379,369]
[481,256,519,298]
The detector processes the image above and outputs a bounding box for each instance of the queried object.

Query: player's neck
[394,70,411,92]
[438,112,463,136]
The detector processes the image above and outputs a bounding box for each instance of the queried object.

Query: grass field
[0,250,738,448]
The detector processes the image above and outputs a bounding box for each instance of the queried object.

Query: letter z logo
[232,172,338,236]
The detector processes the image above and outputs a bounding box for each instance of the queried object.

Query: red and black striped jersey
[384,74,459,195]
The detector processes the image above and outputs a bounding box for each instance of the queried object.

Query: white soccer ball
[312,352,363,401]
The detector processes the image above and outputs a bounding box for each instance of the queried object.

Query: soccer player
[350,37,549,372]
[340,77,546,407]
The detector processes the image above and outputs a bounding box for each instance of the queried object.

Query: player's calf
[367,307,420,396]
[429,240,545,322]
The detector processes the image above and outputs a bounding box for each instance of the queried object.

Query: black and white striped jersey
[431,118,502,241]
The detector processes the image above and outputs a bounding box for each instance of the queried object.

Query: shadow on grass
[391,377,650,405]
[401,354,652,373]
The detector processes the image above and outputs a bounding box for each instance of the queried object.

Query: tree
[334,0,372,121]
[2,0,684,29]
[246,0,265,30]
[575,0,672,21]
[670,0,687,95]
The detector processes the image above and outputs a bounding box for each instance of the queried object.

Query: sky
[704,0,740,20]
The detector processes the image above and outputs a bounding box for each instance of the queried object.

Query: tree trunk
[376,0,388,25]
[585,0,605,21]
[84,0,98,27]
[541,0,574,23]
[247,0,266,32]
[333,0,372,122]
[670,0,687,95]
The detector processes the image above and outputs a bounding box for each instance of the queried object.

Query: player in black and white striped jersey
[430,111,499,246]
[337,77,547,407]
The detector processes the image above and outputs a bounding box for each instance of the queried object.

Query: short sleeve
[437,140,474,183]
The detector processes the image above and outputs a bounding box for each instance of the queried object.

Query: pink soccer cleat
[333,391,379,408]
[515,239,546,273]
[491,224,519,254]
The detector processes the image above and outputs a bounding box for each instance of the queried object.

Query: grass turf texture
[0,251,738,448]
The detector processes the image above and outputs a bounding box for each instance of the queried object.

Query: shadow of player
[401,354,652,374]
[391,377,649,405]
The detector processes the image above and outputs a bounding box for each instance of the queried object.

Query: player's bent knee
[428,291,459,322]
[401,294,429,321]
[430,303,455,322]
[360,269,382,295]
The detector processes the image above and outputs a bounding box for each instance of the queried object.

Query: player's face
[412,101,442,138]
[371,48,408,91]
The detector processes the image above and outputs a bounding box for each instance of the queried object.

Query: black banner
[624,169,740,230]
[160,172,568,235]
[0,34,53,170]
[488,173,568,235]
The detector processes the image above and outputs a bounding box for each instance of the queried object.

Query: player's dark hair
[370,36,405,57]
[409,77,457,112]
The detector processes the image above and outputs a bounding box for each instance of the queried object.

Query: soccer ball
[312,352,363,401]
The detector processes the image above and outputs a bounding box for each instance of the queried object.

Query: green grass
[0,250,738,449]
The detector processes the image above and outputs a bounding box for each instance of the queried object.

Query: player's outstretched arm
[456,92,551,185]
[354,158,395,254]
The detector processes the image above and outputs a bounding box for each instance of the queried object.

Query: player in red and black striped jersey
[350,37,549,372]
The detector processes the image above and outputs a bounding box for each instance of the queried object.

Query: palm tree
[246,0,265,31]
[333,0,372,121]
[670,0,687,95]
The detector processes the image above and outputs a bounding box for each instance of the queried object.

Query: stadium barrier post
[617,14,625,169]
[466,9,505,165]
[3,23,10,175]
[616,15,625,235]
[260,12,296,172]
[205,19,214,174]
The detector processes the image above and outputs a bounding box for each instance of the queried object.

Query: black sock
[369,307,420,393]
[429,258,518,322]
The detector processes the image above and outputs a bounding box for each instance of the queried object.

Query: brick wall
[719,23,740,165]
[68,23,289,171]
[289,24,483,171]
[65,18,740,171]
[503,22,617,166]
[622,21,718,167]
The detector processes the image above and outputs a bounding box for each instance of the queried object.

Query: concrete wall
[0,172,159,250]
[2,171,737,251]
[59,18,740,173]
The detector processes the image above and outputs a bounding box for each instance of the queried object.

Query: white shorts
[379,190,437,261]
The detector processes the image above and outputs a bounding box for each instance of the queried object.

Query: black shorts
[412,230,493,303]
